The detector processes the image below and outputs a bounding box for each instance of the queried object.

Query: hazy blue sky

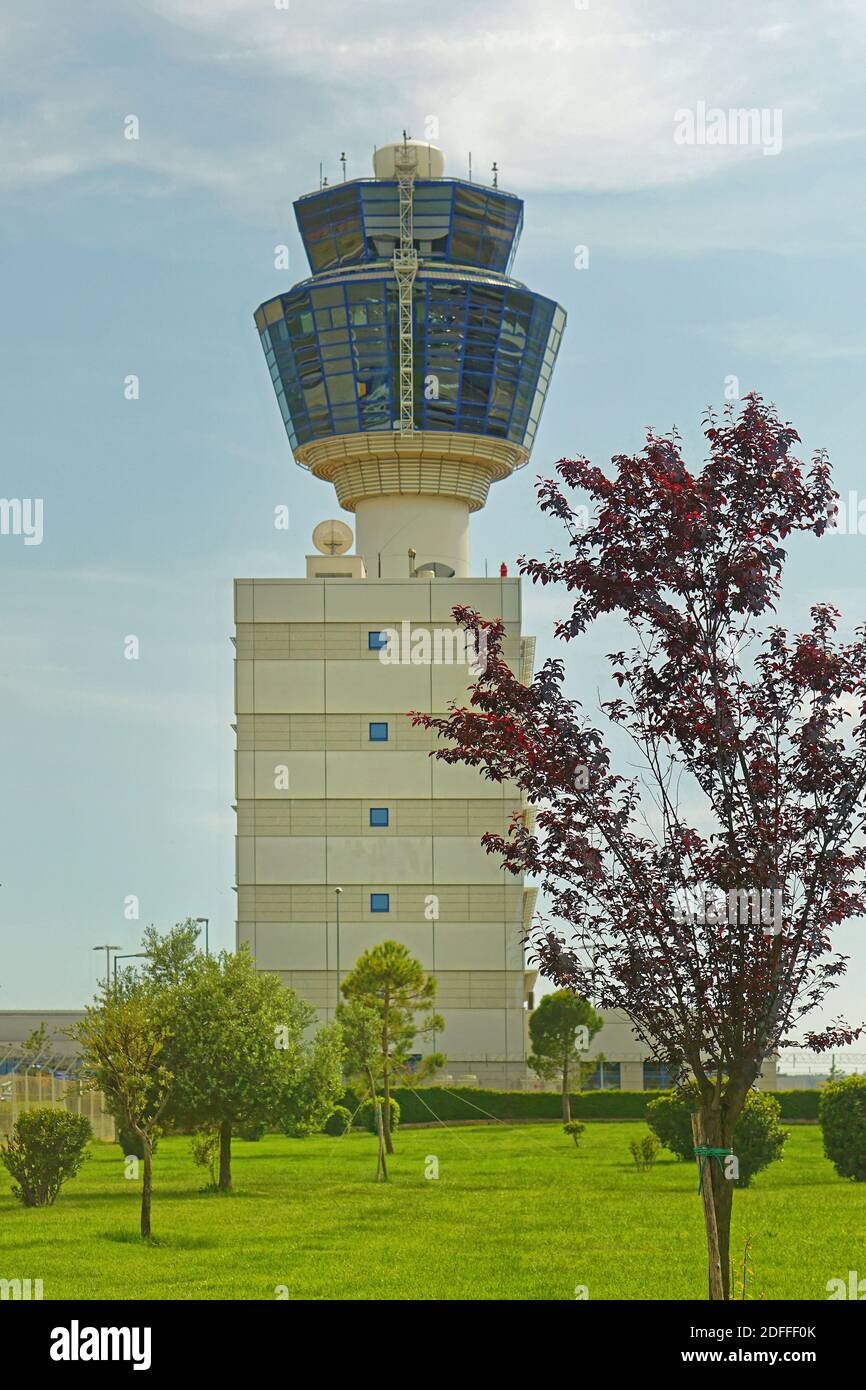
[1,1,864,1053]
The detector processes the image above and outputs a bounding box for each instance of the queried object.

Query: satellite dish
[312,519,353,556]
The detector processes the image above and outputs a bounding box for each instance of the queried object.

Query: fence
[0,1070,115,1142]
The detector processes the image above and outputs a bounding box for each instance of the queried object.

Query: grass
[1,1121,864,1299]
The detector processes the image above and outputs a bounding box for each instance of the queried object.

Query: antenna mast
[392,130,418,436]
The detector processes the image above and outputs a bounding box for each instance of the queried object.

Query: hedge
[339,1086,820,1124]
[775,1089,821,1121]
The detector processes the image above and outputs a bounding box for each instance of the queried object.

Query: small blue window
[369,722,389,742]
[368,630,388,650]
[370,893,390,913]
[369,807,389,827]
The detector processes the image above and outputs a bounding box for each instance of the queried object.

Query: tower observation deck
[253,138,566,577]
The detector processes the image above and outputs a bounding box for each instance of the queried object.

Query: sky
[1,0,864,1055]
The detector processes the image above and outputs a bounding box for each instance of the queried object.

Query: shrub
[820,1074,866,1182]
[190,1129,220,1188]
[237,1120,266,1142]
[358,1096,400,1135]
[1,1107,92,1207]
[323,1106,353,1137]
[733,1092,789,1187]
[645,1091,695,1160]
[563,1120,585,1148]
[386,1087,673,1123]
[349,1086,817,1124]
[646,1087,788,1187]
[630,1133,659,1170]
[775,1089,820,1121]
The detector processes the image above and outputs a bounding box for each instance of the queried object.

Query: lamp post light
[334,888,343,1012]
[92,944,122,991]
[196,917,209,956]
[113,952,149,995]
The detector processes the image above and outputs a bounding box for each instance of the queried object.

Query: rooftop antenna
[340,150,347,181]
[393,132,419,435]
[468,151,472,182]
[319,160,323,190]
[491,160,499,188]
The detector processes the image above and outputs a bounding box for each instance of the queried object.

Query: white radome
[372,140,445,180]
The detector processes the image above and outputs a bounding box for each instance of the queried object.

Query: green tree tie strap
[694,1145,732,1192]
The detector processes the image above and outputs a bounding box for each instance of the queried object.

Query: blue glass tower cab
[253,139,565,579]
[255,139,564,454]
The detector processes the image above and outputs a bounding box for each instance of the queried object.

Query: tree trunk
[140,1134,152,1241]
[367,1067,387,1181]
[562,1053,571,1123]
[375,1100,388,1182]
[382,1064,394,1155]
[218,1119,232,1191]
[382,1002,394,1155]
[692,1109,733,1300]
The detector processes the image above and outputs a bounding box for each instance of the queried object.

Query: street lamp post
[113,952,149,995]
[334,887,343,1010]
[92,944,121,991]
[196,917,209,956]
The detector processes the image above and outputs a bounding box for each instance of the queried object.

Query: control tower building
[236,139,564,1086]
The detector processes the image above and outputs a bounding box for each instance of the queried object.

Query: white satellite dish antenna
[312,518,353,556]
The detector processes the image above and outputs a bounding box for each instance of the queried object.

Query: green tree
[527,991,603,1121]
[340,941,444,1155]
[337,998,389,1179]
[160,945,342,1189]
[140,919,201,988]
[73,983,173,1240]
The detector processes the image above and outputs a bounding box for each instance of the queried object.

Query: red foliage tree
[414,395,865,1299]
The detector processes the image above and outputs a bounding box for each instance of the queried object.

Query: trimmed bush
[820,1074,866,1181]
[647,1087,788,1187]
[563,1120,585,1148]
[629,1133,659,1171]
[385,1087,672,1124]
[645,1092,694,1159]
[323,1105,352,1137]
[1,1107,92,1207]
[358,1096,400,1135]
[775,1089,820,1121]
[733,1092,789,1185]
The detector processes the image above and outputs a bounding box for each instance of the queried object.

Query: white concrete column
[353,494,470,578]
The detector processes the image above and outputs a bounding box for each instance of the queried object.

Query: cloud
[0,663,225,727]
[1,0,863,204]
[701,319,866,362]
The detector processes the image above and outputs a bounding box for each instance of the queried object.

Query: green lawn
[1,1121,863,1299]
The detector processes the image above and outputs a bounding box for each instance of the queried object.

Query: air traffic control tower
[235,139,565,1086]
